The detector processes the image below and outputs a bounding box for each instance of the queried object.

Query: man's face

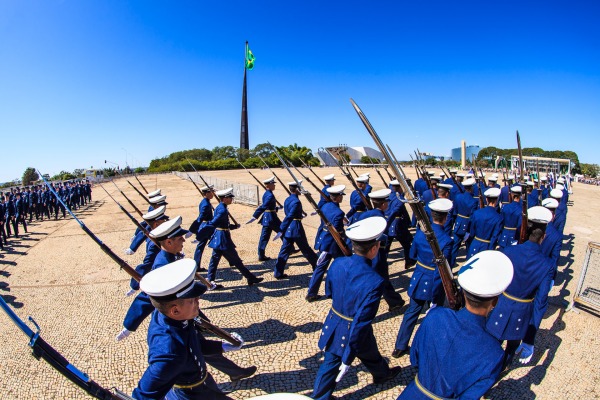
[222,196,233,205]
[331,193,344,204]
[266,182,276,191]
[172,297,200,320]
[358,182,366,189]
[205,191,214,200]
[164,235,185,253]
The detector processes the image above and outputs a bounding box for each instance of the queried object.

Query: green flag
[245,43,255,70]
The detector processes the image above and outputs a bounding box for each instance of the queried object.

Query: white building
[316,146,385,166]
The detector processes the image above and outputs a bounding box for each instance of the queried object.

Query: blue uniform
[499,185,511,207]
[345,185,372,224]
[394,223,452,352]
[274,193,317,278]
[414,178,428,197]
[252,189,281,259]
[192,198,215,271]
[129,222,150,253]
[307,201,346,298]
[553,198,568,233]
[129,239,161,291]
[398,307,504,400]
[541,221,562,277]
[466,206,502,258]
[497,201,521,249]
[312,254,391,400]
[317,184,331,209]
[132,312,226,400]
[207,203,257,283]
[421,187,437,206]
[385,191,414,264]
[450,190,478,267]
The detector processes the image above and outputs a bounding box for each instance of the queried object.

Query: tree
[251,143,273,159]
[211,146,236,161]
[22,167,39,185]
[580,163,599,177]
[73,169,85,178]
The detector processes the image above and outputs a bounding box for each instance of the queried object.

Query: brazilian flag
[245,42,255,70]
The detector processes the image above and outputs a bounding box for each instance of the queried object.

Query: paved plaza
[1,168,599,399]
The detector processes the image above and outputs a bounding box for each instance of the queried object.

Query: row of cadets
[385,180,416,269]
[189,185,216,273]
[486,206,555,368]
[392,198,453,358]
[124,189,167,255]
[420,174,440,206]
[526,181,539,208]
[345,173,372,225]
[272,180,318,280]
[497,185,523,250]
[499,174,515,207]
[466,187,503,258]
[311,216,402,400]
[398,250,514,399]
[306,184,347,302]
[317,174,335,209]
[450,177,478,267]
[246,176,282,261]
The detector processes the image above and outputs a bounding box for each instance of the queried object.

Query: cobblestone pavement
[1,169,599,399]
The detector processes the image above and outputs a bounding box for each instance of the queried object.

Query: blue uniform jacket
[498,202,522,248]
[414,178,428,197]
[424,202,454,236]
[421,188,437,206]
[152,250,179,271]
[399,307,503,400]
[408,224,452,302]
[132,312,224,400]
[131,239,161,290]
[252,190,281,229]
[317,185,331,209]
[318,254,384,365]
[486,241,554,340]
[207,203,235,251]
[541,222,562,274]
[314,201,346,256]
[452,191,478,237]
[385,192,410,238]
[345,186,372,223]
[467,206,503,257]
[279,194,307,240]
[499,185,511,206]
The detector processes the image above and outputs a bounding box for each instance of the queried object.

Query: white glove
[463,232,470,242]
[124,248,134,255]
[317,251,329,265]
[273,232,283,241]
[516,343,534,364]
[335,363,350,382]
[246,217,256,224]
[310,211,318,216]
[185,231,193,239]
[222,332,244,352]
[125,288,137,297]
[115,329,131,342]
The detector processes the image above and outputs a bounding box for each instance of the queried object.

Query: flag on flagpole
[245,42,255,70]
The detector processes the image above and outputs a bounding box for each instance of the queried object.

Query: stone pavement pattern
[1,168,599,399]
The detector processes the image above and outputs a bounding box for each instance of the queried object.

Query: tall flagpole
[240,41,250,150]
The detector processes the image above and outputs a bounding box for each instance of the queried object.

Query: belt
[417,260,435,271]
[265,210,276,212]
[216,228,229,231]
[501,201,509,204]
[504,226,517,231]
[293,218,302,221]
[474,236,490,243]
[173,372,208,389]
[331,307,353,322]
[503,291,534,303]
[356,210,364,213]
[415,374,455,400]
[457,214,470,219]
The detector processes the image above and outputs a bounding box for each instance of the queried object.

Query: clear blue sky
[1,1,598,182]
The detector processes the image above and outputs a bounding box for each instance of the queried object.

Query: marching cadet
[28,186,37,222]
[488,174,501,189]
[540,197,563,271]
[307,185,347,302]
[550,187,567,233]
[486,206,555,367]
[413,171,429,197]
[190,186,216,272]
[345,174,372,224]
[317,174,335,209]
[497,186,523,250]
[421,175,440,205]
[526,181,539,208]
[499,175,514,208]
[398,250,514,399]
[311,217,401,400]
[466,187,503,258]
[433,183,454,235]
[0,195,6,249]
[206,188,263,286]
[125,191,166,255]
[132,259,244,399]
[450,178,478,267]
[540,176,550,199]
[14,192,28,235]
[445,169,461,201]
[4,193,16,237]
[385,180,415,270]
[246,176,282,261]
[358,188,405,311]
[392,198,453,359]
[272,180,318,279]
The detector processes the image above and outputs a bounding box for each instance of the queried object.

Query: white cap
[556,183,565,190]
[508,175,515,180]
[359,173,370,178]
[345,216,387,242]
[263,176,276,184]
[510,186,522,194]
[540,176,547,181]
[216,188,234,198]
[479,172,486,178]
[427,171,436,176]
[429,198,453,213]
[150,216,188,240]
[326,185,346,195]
[466,173,474,178]
[356,175,370,183]
[484,188,501,198]
[389,179,400,185]
[488,176,498,182]
[458,250,514,298]
[542,198,559,209]
[492,173,499,178]
[528,206,553,224]
[140,259,207,300]
[323,174,335,181]
[143,205,167,221]
[526,181,535,187]
[288,180,303,186]
[550,189,563,199]
[438,183,453,190]
[462,178,475,187]
[430,176,441,182]
[369,188,391,199]
[450,169,458,173]
[557,178,565,183]
[456,173,466,178]
[200,185,213,193]
[148,189,161,198]
[440,173,446,177]
[149,195,167,205]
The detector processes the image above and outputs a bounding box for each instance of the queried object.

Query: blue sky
[1,1,598,182]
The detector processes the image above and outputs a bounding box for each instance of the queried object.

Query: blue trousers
[207,247,256,282]
[394,298,429,351]
[307,252,335,297]
[312,349,389,400]
[258,226,280,258]
[123,292,154,332]
[450,233,466,267]
[129,230,146,253]
[193,237,210,271]
[373,252,403,308]
[274,235,317,278]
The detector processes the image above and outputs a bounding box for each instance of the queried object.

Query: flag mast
[240,41,254,150]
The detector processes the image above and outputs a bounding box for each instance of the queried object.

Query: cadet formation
[2,166,573,400]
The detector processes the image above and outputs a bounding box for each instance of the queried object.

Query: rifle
[132,170,148,194]
[323,147,372,210]
[517,131,528,244]
[186,160,239,226]
[257,154,291,196]
[368,156,389,186]
[38,171,242,347]
[299,157,326,186]
[285,158,332,204]
[386,146,416,195]
[269,143,351,257]
[336,148,359,177]
[236,158,284,209]
[349,99,462,310]
[536,158,542,203]
[126,180,151,205]
[442,162,464,194]
[179,164,205,196]
[110,180,144,218]
[0,297,133,400]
